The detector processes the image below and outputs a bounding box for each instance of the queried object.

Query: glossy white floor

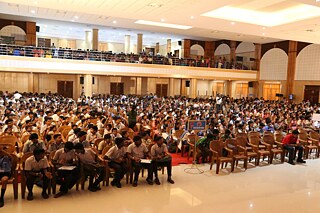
[3,159,320,213]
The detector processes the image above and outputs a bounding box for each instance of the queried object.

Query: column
[155,42,160,54]
[230,40,237,62]
[286,41,298,98]
[124,35,130,54]
[92,28,99,51]
[136,77,142,95]
[84,74,93,97]
[180,79,187,96]
[167,39,171,55]
[28,73,34,92]
[137,34,143,54]
[169,78,175,97]
[204,41,215,59]
[190,78,197,98]
[226,80,232,97]
[254,43,262,71]
[26,21,36,46]
[85,31,92,50]
[182,39,191,58]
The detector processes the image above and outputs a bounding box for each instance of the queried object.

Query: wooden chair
[248,135,270,165]
[248,131,261,138]
[309,131,320,158]
[100,145,114,186]
[263,135,284,164]
[62,129,71,141]
[209,140,234,174]
[57,125,71,134]
[93,138,104,150]
[19,134,30,152]
[173,129,185,155]
[48,151,57,194]
[0,151,19,199]
[225,139,247,171]
[298,133,318,159]
[236,137,259,166]
[20,152,33,199]
[0,136,18,154]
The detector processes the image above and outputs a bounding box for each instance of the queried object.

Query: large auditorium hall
[1,0,320,212]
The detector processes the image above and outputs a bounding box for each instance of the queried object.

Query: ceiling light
[33,1,38,4]
[71,19,75,22]
[44,25,47,28]
[231,22,235,25]
[30,10,36,14]
[148,3,163,8]
[135,20,192,30]
[262,33,265,36]
[161,18,165,22]
[74,16,79,19]
[113,20,117,24]
[262,27,266,30]
[190,16,194,19]
[69,27,73,30]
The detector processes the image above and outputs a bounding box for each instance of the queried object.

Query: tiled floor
[3,160,320,213]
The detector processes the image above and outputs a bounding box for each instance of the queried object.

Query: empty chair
[209,140,234,174]
[263,135,284,164]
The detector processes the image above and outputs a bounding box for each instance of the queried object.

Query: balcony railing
[0,44,257,71]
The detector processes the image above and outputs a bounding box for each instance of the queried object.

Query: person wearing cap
[282,129,306,165]
[24,148,52,200]
[127,135,153,187]
[52,142,79,198]
[74,143,105,192]
[104,137,127,188]
[23,133,47,154]
[150,136,174,185]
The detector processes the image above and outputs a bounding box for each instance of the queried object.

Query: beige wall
[0,72,29,93]
[293,81,320,103]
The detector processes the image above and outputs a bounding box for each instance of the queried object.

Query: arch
[214,44,230,56]
[260,48,288,80]
[0,25,26,42]
[296,44,320,80]
[190,44,204,57]
[235,42,255,54]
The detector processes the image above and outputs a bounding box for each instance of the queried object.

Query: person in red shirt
[282,130,306,165]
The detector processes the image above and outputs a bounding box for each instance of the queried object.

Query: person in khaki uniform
[150,136,174,185]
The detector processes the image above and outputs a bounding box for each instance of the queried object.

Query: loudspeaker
[80,77,84,84]
[276,93,283,97]
[36,26,40,32]
[178,41,182,46]
[92,77,95,85]
[186,80,190,87]
[248,82,254,87]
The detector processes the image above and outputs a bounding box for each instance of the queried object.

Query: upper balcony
[0,44,258,81]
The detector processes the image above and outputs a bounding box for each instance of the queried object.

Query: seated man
[74,143,105,192]
[74,131,90,148]
[150,136,174,185]
[282,129,306,165]
[0,150,12,207]
[23,133,47,154]
[104,138,127,188]
[127,135,153,187]
[24,148,52,201]
[98,134,113,154]
[52,142,79,198]
[47,133,64,153]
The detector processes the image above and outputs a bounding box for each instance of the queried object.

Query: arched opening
[214,44,230,68]
[235,42,255,70]
[0,25,26,45]
[190,44,204,59]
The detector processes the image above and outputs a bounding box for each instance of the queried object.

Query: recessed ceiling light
[190,16,194,19]
[148,3,163,8]
[161,18,165,22]
[30,10,36,14]
[262,27,266,30]
[33,1,38,4]
[231,22,235,25]
[113,20,117,24]
[71,19,75,22]
[262,33,265,36]
[74,16,79,19]
[135,20,192,30]
[317,0,320,2]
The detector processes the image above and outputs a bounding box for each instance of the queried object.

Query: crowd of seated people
[0,90,319,206]
[0,44,253,70]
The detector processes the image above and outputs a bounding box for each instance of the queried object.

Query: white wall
[215,44,230,56]
[260,48,288,80]
[296,44,320,80]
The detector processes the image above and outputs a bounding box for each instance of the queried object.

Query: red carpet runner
[171,153,193,166]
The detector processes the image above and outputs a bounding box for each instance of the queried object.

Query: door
[304,86,320,104]
[156,84,168,97]
[57,81,73,98]
[110,83,124,95]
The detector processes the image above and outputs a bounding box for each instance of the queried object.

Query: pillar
[204,41,215,59]
[155,42,160,54]
[26,22,36,46]
[92,29,99,51]
[181,79,187,96]
[169,78,175,97]
[84,74,93,97]
[190,78,198,98]
[85,31,92,50]
[137,34,143,54]
[254,43,262,71]
[124,35,130,54]
[226,80,232,96]
[230,41,237,62]
[136,77,142,95]
[182,39,191,58]
[167,39,171,55]
[286,41,298,98]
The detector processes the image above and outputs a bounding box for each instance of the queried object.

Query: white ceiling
[0,0,320,44]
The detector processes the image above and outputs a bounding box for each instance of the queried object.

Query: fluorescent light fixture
[202,4,320,27]
[135,20,192,30]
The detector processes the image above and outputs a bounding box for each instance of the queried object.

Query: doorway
[110,82,124,95]
[156,84,168,97]
[57,81,73,98]
[304,86,320,104]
